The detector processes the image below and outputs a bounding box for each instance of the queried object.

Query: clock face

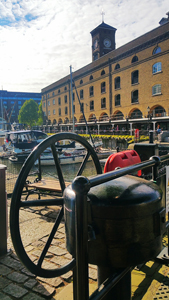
[104,38,111,48]
[93,39,99,50]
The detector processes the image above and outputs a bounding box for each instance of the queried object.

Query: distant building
[41,13,169,134]
[0,90,41,125]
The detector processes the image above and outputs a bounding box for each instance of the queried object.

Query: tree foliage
[37,101,44,125]
[18,99,39,128]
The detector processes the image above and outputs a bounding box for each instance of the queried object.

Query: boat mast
[70,65,75,133]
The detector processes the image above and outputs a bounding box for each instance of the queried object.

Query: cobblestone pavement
[0,187,169,299]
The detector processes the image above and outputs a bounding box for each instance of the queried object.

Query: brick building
[42,13,169,135]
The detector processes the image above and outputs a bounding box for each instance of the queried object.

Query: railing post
[0,164,8,257]
[72,176,91,300]
[150,156,161,181]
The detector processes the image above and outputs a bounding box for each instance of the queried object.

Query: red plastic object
[104,150,142,176]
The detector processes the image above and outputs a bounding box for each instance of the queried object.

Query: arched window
[130,109,142,119]
[153,46,161,55]
[131,70,139,84]
[101,70,105,76]
[89,75,93,80]
[152,84,161,95]
[115,63,120,70]
[101,82,106,93]
[64,86,67,91]
[115,94,120,106]
[152,62,162,74]
[131,55,138,63]
[58,89,60,94]
[114,76,120,89]
[131,90,139,103]
[80,79,83,84]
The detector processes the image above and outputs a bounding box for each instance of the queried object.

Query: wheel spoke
[51,143,66,192]
[77,150,91,176]
[37,207,64,267]
[20,198,63,208]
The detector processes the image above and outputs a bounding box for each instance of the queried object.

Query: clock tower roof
[90,22,117,36]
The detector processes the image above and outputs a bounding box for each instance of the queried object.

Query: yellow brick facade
[42,20,169,131]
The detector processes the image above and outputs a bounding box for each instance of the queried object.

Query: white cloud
[0,0,168,92]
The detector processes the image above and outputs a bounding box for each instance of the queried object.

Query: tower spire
[101,9,105,23]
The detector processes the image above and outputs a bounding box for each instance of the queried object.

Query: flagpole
[70,65,75,133]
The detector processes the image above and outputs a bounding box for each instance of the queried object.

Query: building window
[115,63,120,70]
[53,109,55,115]
[53,99,55,105]
[73,105,75,113]
[48,110,50,115]
[48,100,50,106]
[101,70,105,76]
[131,70,139,84]
[101,82,106,93]
[72,92,75,101]
[52,92,55,96]
[115,94,121,106]
[58,89,60,94]
[64,95,67,103]
[90,100,94,111]
[80,79,83,84]
[65,107,68,115]
[115,77,120,89]
[101,97,106,108]
[80,103,84,112]
[89,75,93,80]
[131,55,138,63]
[64,86,67,91]
[47,94,49,98]
[43,102,45,108]
[152,84,161,95]
[58,97,61,105]
[89,86,94,96]
[153,62,162,74]
[59,108,61,116]
[80,90,84,99]
[131,90,139,103]
[153,46,161,55]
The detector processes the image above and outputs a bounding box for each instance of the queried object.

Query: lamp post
[147,106,153,143]
[147,106,150,130]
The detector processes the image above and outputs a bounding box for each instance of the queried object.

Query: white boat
[3,130,48,163]
[34,149,89,166]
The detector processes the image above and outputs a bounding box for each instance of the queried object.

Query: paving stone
[0,264,12,276]
[21,267,36,278]
[0,291,12,300]
[0,277,11,289]
[51,256,70,266]
[48,247,67,256]
[23,292,44,300]
[7,271,28,283]
[65,253,72,260]
[61,271,73,280]
[56,233,64,239]
[33,282,55,297]
[0,257,22,271]
[40,260,56,269]
[89,268,97,280]
[38,276,63,288]
[3,283,28,298]
[24,278,38,289]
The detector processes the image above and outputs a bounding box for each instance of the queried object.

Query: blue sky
[0,0,168,92]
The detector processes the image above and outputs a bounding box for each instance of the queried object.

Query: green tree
[37,101,44,125]
[18,99,38,128]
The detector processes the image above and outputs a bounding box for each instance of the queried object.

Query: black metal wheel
[10,132,102,278]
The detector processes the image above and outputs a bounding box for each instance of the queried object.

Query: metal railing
[71,153,169,299]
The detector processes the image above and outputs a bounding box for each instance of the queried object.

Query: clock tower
[90,21,117,61]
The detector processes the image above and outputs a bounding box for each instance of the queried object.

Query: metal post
[0,164,7,257]
[72,176,90,300]
[97,266,131,300]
